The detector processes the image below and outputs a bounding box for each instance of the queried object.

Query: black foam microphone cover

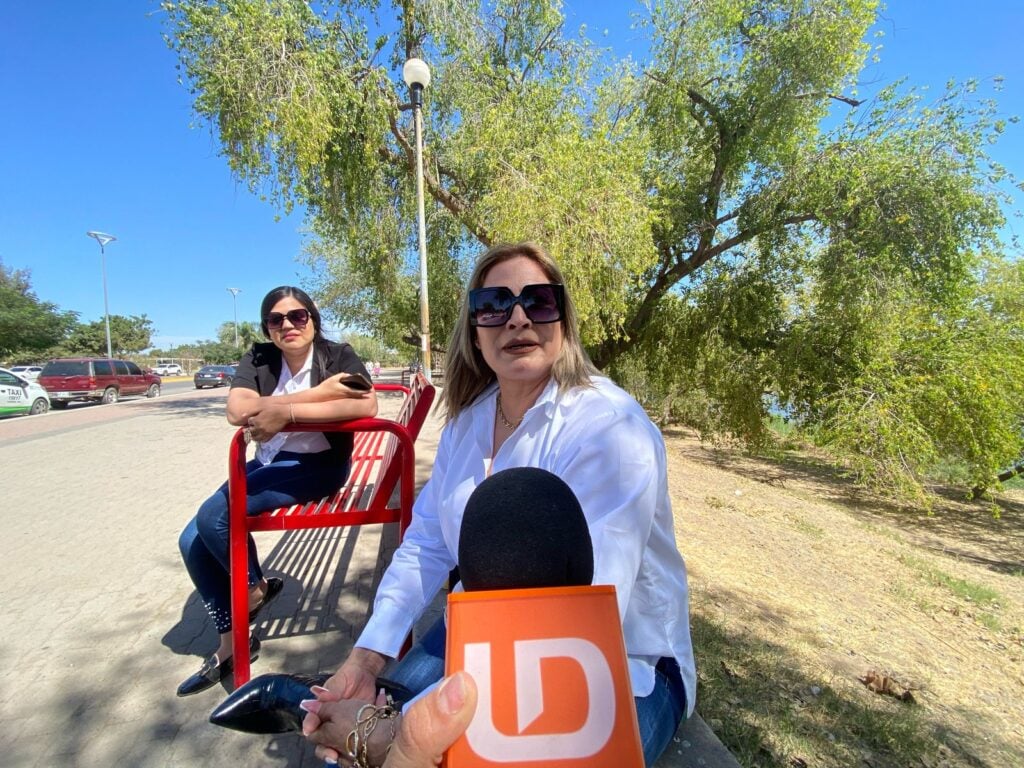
[458,467,593,591]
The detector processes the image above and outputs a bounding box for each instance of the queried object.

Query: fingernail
[324,759,338,766]
[438,672,466,715]
[299,699,321,714]
[311,685,330,696]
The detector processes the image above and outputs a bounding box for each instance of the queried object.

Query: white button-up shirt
[255,347,330,464]
[358,375,696,713]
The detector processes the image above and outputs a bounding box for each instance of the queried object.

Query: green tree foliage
[0,260,78,359]
[216,320,263,348]
[163,0,1023,499]
[57,315,155,357]
[340,332,398,365]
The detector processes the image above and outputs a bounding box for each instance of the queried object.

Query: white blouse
[357,375,696,713]
[255,347,330,464]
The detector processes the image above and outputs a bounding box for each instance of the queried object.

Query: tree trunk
[972,461,1024,498]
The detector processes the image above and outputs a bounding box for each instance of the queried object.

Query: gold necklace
[496,392,522,431]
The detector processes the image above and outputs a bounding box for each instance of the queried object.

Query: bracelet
[289,403,295,424]
[343,700,398,768]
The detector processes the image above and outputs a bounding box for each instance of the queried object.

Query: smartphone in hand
[340,372,373,391]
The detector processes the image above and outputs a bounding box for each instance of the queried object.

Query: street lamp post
[403,57,432,382]
[226,288,242,347]
[85,231,116,359]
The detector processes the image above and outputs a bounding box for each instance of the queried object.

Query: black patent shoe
[209,673,416,734]
[209,672,331,733]
[248,577,284,623]
[176,635,261,697]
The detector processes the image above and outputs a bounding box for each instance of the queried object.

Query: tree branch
[386,110,493,246]
[591,213,818,368]
[796,91,865,108]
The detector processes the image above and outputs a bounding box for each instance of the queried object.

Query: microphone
[211,467,593,735]
[458,467,593,591]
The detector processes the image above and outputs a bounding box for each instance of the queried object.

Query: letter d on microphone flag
[444,585,643,767]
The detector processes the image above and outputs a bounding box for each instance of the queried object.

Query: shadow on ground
[690,582,1018,768]
[143,524,396,766]
[664,427,1024,577]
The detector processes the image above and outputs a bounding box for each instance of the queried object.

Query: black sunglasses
[265,308,310,330]
[468,283,565,327]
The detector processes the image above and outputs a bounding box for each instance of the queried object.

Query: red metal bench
[227,373,435,685]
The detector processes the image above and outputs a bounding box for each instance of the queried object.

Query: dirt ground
[664,428,1024,768]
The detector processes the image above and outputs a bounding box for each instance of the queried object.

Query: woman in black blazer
[176,285,376,696]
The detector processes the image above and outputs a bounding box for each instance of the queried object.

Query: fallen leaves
[858,669,916,703]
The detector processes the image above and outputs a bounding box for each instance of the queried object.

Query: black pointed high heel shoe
[209,673,416,734]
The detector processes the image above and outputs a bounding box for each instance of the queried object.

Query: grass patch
[856,520,906,544]
[886,579,937,615]
[784,513,825,539]
[899,554,1002,605]
[689,611,939,767]
[977,612,1003,632]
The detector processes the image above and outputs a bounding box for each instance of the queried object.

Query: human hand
[302,648,388,758]
[302,672,477,767]
[242,399,290,442]
[304,690,395,766]
[315,372,374,401]
[385,672,477,768]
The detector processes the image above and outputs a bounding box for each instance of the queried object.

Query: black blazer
[231,340,371,458]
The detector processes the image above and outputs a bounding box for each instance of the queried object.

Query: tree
[216,320,262,348]
[163,0,1022,499]
[59,315,155,357]
[0,260,78,359]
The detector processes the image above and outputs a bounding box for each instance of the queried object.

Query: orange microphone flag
[444,585,643,767]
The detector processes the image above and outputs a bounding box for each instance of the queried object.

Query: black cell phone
[341,372,373,391]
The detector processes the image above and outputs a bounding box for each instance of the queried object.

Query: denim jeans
[178,450,349,633]
[386,617,687,766]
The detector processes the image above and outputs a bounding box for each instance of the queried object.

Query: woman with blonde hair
[306,243,695,765]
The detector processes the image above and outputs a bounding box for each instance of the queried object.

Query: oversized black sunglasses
[265,308,310,330]
[468,283,565,327]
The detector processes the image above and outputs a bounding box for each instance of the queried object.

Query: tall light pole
[226,288,242,347]
[86,231,116,358]
[403,57,432,382]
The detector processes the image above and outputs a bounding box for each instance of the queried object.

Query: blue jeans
[386,618,687,766]
[178,450,349,633]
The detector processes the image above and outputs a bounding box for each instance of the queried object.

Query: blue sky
[2,2,1021,350]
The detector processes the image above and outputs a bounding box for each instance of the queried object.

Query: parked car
[0,367,50,417]
[38,358,161,408]
[194,365,236,389]
[9,365,44,381]
[154,363,185,376]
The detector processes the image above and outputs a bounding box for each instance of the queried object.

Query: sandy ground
[664,427,1024,767]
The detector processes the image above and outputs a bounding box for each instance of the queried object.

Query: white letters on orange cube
[444,585,643,767]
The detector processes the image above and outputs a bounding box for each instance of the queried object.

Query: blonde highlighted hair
[442,242,599,422]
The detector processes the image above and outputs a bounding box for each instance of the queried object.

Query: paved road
[0,377,442,767]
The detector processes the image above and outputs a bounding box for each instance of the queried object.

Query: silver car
[9,365,43,381]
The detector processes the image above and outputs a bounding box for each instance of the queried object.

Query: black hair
[259,286,331,380]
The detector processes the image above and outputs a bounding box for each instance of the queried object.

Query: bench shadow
[162,523,396,657]
[151,522,400,766]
